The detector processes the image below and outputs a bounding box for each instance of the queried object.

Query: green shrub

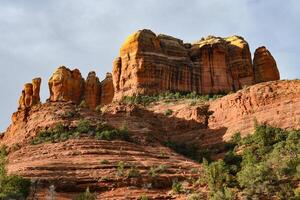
[95,105,102,113]
[61,111,76,118]
[187,193,205,200]
[79,100,87,108]
[203,159,231,198]
[120,91,225,106]
[0,149,31,199]
[139,194,149,200]
[117,161,125,177]
[164,109,173,116]
[31,121,132,145]
[172,180,183,194]
[76,120,92,133]
[127,166,140,178]
[148,165,168,177]
[165,141,211,163]
[100,160,110,165]
[204,124,300,199]
[95,128,130,141]
[73,187,96,200]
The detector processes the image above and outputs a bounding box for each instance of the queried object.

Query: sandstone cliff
[113,29,279,100]
[17,30,280,110]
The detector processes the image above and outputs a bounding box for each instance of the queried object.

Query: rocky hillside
[0,30,298,199]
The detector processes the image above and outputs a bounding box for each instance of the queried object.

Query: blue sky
[0,0,299,131]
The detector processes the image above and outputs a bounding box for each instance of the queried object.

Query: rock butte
[113,29,279,99]
[3,29,297,199]
[17,29,279,110]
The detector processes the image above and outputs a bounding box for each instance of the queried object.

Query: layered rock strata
[113,29,280,99]
[209,80,300,140]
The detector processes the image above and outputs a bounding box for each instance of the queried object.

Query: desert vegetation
[74,187,96,200]
[120,91,225,106]
[31,120,131,145]
[201,123,300,199]
[0,147,31,199]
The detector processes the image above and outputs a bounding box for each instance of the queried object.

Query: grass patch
[148,165,168,177]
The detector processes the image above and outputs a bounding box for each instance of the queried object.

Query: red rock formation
[48,66,85,104]
[209,80,300,140]
[100,73,114,105]
[3,102,202,199]
[3,80,299,198]
[226,36,254,89]
[18,78,41,109]
[84,71,101,109]
[113,30,279,100]
[254,46,280,83]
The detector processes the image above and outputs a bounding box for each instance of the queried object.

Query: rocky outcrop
[254,46,280,83]
[209,80,300,140]
[84,71,101,109]
[113,29,279,99]
[18,78,41,109]
[48,66,85,104]
[47,67,111,108]
[100,73,114,105]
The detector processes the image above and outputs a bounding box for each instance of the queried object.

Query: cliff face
[209,80,300,140]
[113,29,279,100]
